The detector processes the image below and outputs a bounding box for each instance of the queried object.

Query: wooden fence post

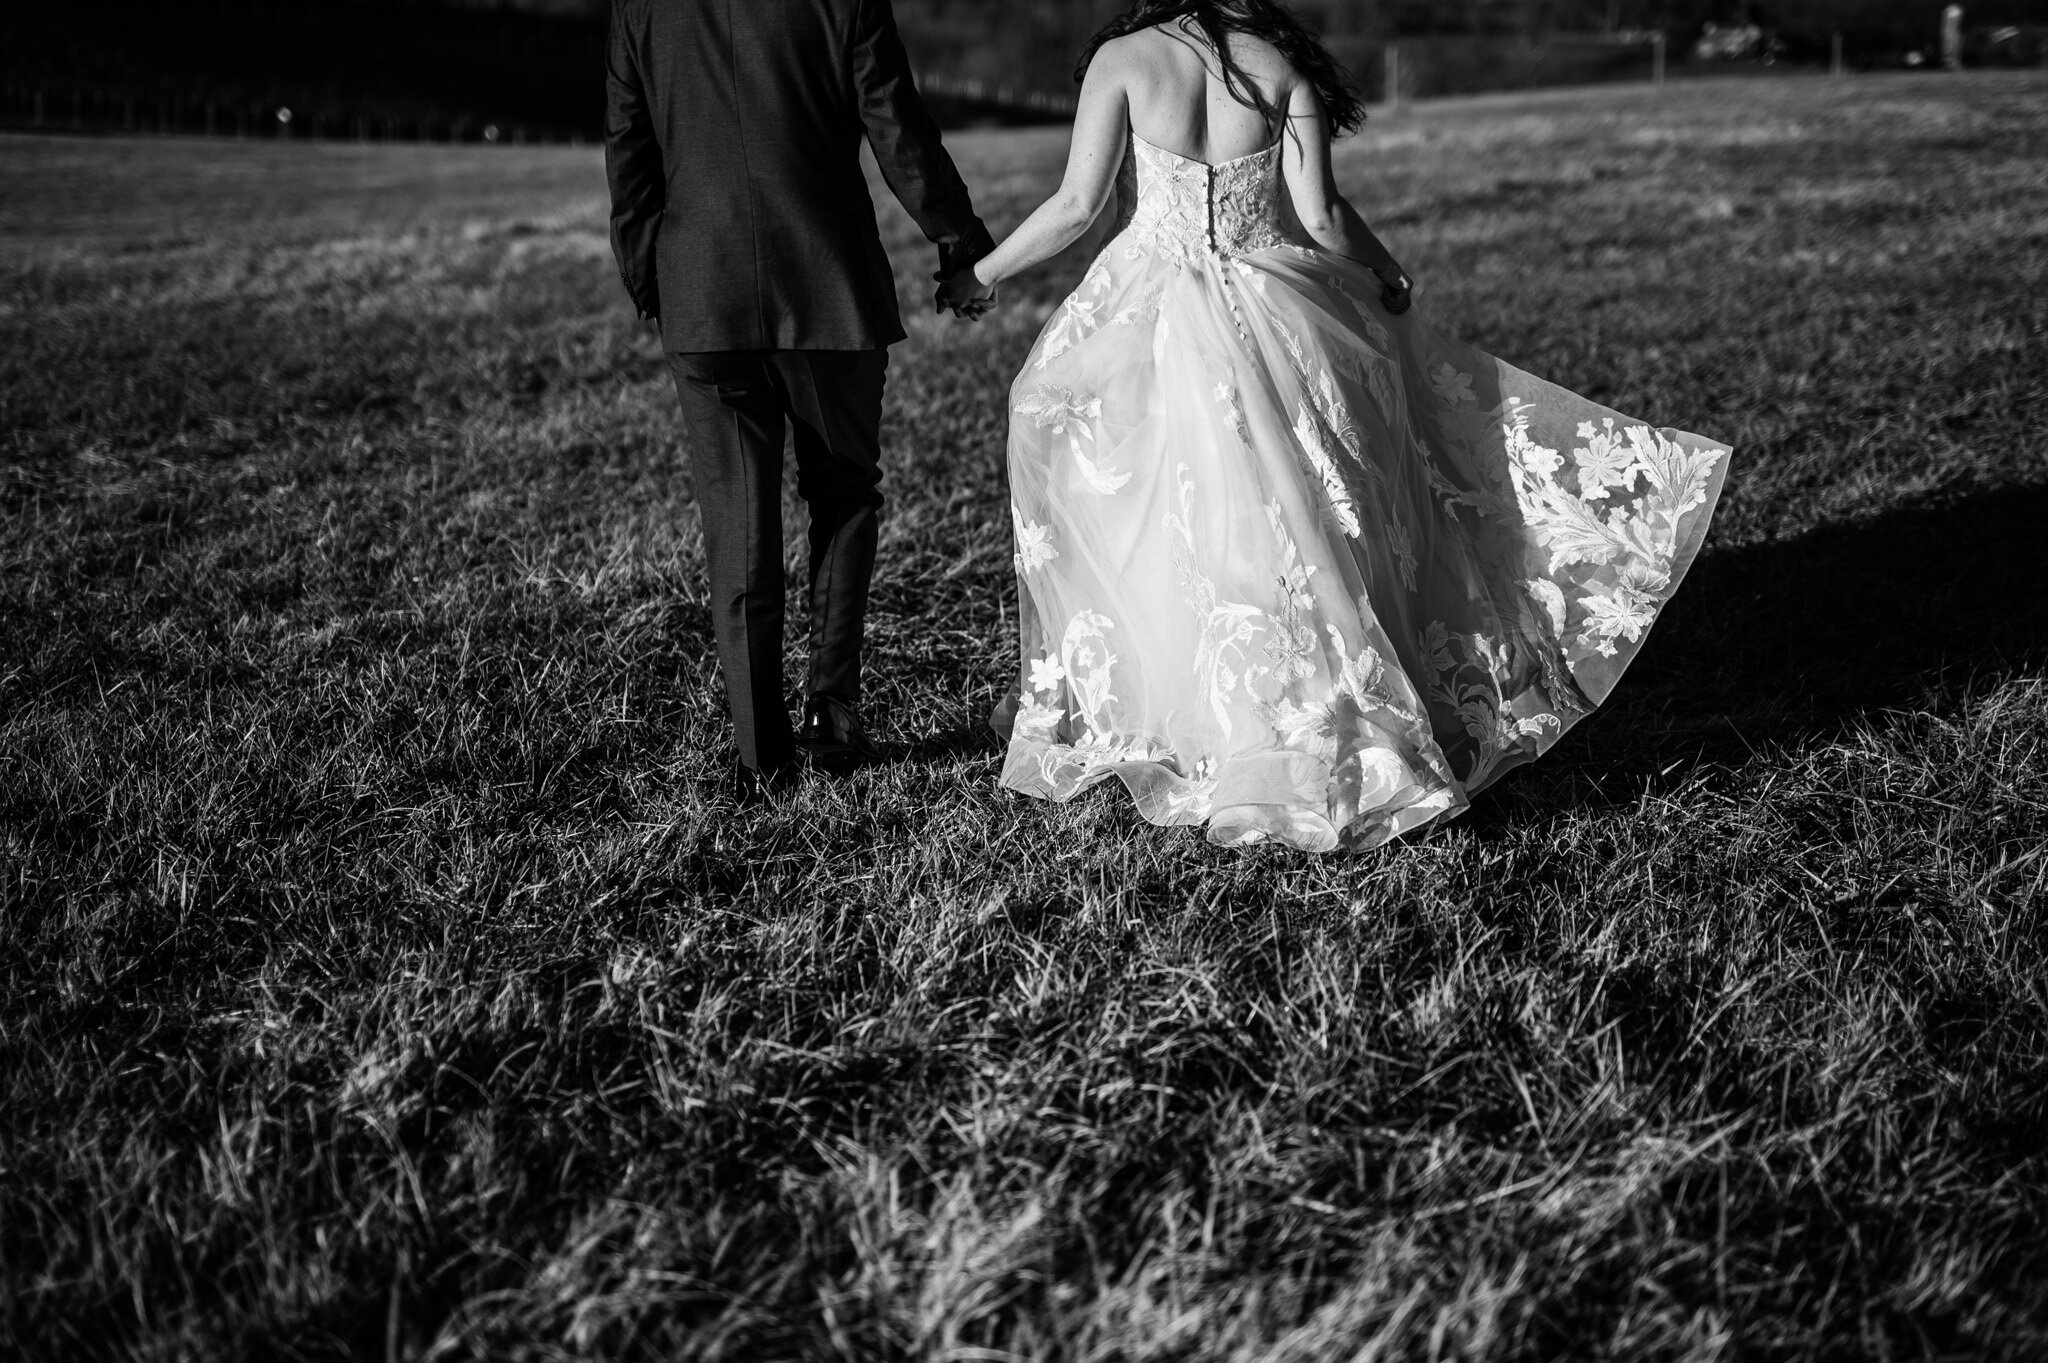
[1652,32,1667,86]
[1385,43,1400,111]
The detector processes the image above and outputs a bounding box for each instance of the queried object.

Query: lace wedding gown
[994,132,1731,851]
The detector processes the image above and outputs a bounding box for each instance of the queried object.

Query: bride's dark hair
[1075,0,1366,135]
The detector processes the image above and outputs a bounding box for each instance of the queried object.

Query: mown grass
[3,73,2047,1360]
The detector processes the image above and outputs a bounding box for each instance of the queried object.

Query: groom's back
[609,0,969,352]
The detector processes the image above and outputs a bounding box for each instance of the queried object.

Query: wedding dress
[995,130,1731,851]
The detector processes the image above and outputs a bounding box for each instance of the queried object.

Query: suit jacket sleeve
[604,0,664,322]
[848,0,994,265]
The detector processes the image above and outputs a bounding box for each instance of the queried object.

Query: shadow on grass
[1511,481,2048,802]
[892,721,1001,766]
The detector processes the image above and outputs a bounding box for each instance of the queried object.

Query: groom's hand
[935,228,994,285]
[935,264,996,319]
[934,232,997,319]
[935,289,996,322]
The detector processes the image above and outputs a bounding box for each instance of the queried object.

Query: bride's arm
[950,48,1132,297]
[1280,80,1412,312]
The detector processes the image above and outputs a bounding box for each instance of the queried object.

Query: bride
[939,0,1731,852]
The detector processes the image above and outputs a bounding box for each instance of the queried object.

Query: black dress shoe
[730,760,798,807]
[796,695,882,771]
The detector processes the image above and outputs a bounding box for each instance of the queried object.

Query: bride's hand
[936,265,997,319]
[1377,265,1413,316]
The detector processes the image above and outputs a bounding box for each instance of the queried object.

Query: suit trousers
[668,349,887,774]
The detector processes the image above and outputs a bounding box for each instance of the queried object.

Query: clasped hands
[934,256,997,321]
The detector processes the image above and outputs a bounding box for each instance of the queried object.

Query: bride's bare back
[957,10,1414,305]
[1116,21,1296,164]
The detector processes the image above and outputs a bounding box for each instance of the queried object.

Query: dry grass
[4,73,2047,1360]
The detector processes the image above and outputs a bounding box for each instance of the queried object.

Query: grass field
[5,72,2048,1360]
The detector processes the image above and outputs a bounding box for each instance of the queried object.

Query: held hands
[934,263,997,321]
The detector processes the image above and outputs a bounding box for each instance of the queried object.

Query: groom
[605,0,995,796]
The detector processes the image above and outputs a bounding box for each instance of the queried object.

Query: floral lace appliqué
[1012,507,1057,575]
[1163,465,1269,737]
[1015,383,1131,495]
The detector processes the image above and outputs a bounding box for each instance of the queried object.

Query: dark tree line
[5,0,2043,140]
[888,0,2048,78]
[891,0,2048,91]
[313,0,2048,47]
[3,0,607,140]
[1303,0,2046,38]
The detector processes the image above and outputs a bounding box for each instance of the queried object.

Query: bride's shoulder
[1092,29,1158,68]
[1220,30,1295,79]
[1081,29,1161,93]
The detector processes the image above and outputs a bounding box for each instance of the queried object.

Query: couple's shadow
[887,483,2048,825]
[1471,482,2048,825]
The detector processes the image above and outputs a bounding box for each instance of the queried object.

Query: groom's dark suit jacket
[604,0,993,352]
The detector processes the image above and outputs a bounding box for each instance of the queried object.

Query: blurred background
[4,0,2046,143]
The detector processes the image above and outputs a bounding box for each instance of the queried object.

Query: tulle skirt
[994,237,1730,852]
